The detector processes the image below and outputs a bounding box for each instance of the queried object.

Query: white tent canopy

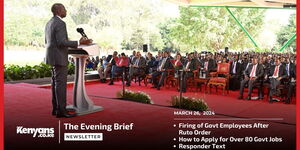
[165,0,296,8]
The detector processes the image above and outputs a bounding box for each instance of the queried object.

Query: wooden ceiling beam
[189,0,246,5]
[265,0,296,4]
[251,0,285,7]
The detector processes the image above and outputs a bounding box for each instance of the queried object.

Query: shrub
[116,89,153,104]
[170,96,209,111]
[4,62,75,81]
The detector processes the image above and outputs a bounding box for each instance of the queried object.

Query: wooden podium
[68,44,103,115]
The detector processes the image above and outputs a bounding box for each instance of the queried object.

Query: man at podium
[45,3,91,118]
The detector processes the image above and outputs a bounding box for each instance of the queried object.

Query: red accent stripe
[296,3,299,150]
[0,0,4,149]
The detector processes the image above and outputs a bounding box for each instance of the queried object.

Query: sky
[265,9,295,26]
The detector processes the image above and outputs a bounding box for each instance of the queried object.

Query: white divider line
[174,118,284,121]
[59,120,61,144]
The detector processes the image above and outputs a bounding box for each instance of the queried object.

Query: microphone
[76,28,88,39]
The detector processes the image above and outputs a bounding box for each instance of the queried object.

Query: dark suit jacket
[194,57,201,69]
[268,64,286,78]
[157,57,173,70]
[230,61,242,75]
[245,64,264,79]
[241,60,249,72]
[106,55,117,66]
[183,59,197,72]
[286,63,296,78]
[202,59,215,73]
[146,57,156,67]
[45,16,78,66]
[132,57,146,68]
[262,62,271,76]
[290,64,296,79]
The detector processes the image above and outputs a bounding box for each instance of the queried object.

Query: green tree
[276,13,296,52]
[4,0,169,51]
[167,7,265,52]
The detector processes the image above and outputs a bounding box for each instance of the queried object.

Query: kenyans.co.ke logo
[16,126,55,138]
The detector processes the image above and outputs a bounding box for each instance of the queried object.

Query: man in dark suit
[127,51,147,86]
[203,54,216,74]
[238,58,264,100]
[268,58,286,103]
[129,51,136,64]
[285,58,296,104]
[45,3,91,118]
[181,53,197,92]
[145,52,156,74]
[152,51,173,90]
[229,55,242,90]
[241,57,252,75]
[107,51,118,85]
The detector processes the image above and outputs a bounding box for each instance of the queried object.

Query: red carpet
[4,81,296,149]
[43,80,295,125]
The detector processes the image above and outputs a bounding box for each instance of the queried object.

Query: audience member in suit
[284,58,296,104]
[127,51,147,86]
[262,57,271,75]
[108,53,129,85]
[45,3,91,118]
[203,54,216,74]
[129,50,136,64]
[180,53,197,92]
[229,55,242,90]
[171,53,184,78]
[86,58,94,69]
[98,56,109,83]
[152,51,173,90]
[257,58,269,99]
[193,51,201,68]
[267,55,275,65]
[107,51,119,85]
[145,52,156,74]
[150,52,162,75]
[238,58,264,100]
[199,54,205,67]
[241,57,252,75]
[268,58,287,103]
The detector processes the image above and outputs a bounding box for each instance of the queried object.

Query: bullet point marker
[173,145,176,148]
[173,138,176,141]
[173,124,176,127]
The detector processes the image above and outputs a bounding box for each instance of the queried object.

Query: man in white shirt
[238,58,264,100]
[127,51,146,86]
[151,51,173,90]
[268,59,286,103]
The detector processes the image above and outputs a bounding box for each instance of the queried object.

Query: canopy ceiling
[165,0,296,8]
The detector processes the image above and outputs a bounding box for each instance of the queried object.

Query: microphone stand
[179,69,186,109]
[122,66,126,96]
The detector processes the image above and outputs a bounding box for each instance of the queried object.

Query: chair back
[217,63,230,74]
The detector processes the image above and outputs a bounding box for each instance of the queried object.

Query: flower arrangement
[116,89,153,104]
[170,96,209,111]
